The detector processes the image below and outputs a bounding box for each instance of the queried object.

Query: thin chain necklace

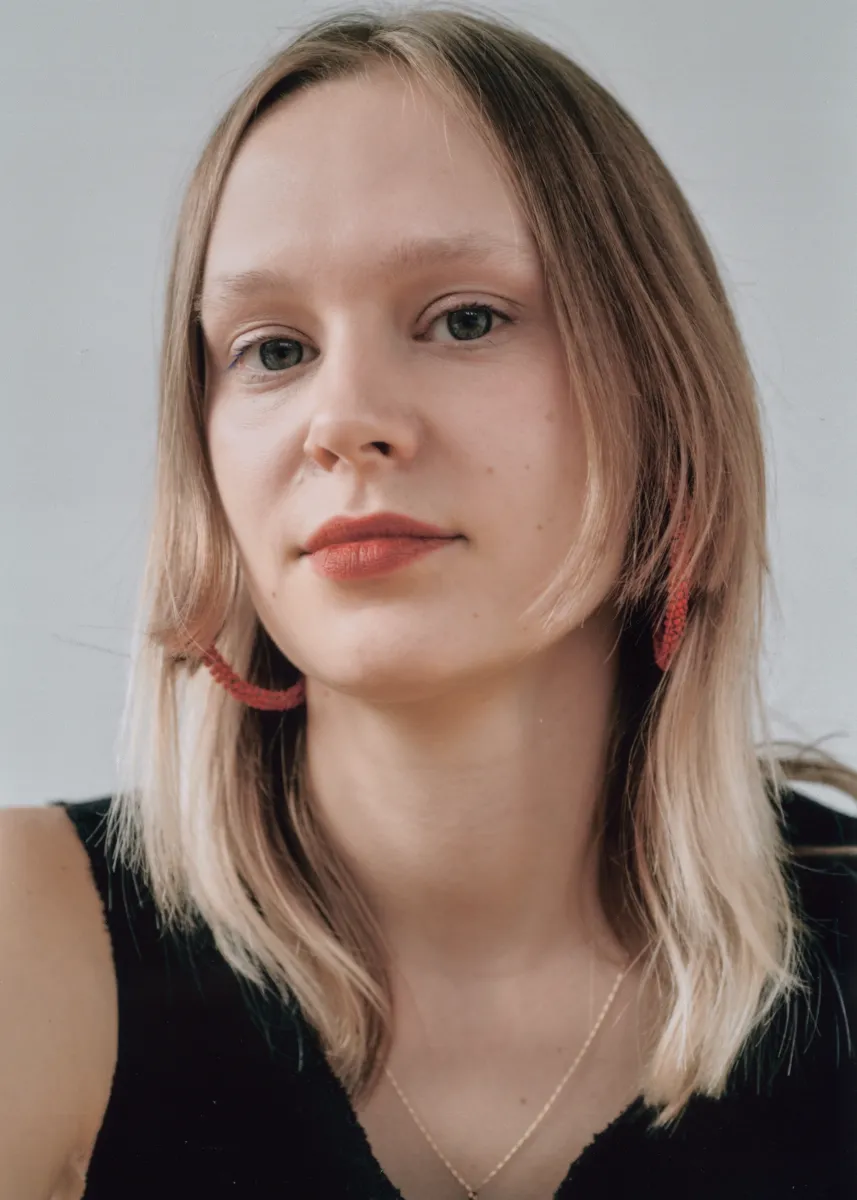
[383,963,630,1199]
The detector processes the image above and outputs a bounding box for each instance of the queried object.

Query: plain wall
[0,0,855,813]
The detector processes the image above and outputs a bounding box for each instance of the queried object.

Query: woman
[2,6,855,1198]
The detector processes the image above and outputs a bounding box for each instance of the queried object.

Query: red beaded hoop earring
[200,645,306,711]
[652,503,692,672]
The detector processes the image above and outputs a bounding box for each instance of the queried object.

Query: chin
[303,646,473,706]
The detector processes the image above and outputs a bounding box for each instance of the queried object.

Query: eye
[228,336,306,375]
[226,301,513,381]
[425,303,510,343]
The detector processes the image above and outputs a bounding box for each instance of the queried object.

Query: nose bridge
[302,311,418,467]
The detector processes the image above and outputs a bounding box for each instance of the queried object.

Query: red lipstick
[301,512,460,581]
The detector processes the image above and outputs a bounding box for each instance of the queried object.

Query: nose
[301,339,420,474]
[303,413,419,472]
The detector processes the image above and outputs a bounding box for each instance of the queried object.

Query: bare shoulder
[0,805,118,1196]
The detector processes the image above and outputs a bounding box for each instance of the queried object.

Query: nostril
[371,441,393,456]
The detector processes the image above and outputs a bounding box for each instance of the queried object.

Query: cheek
[473,399,587,597]
[206,408,287,573]
[472,377,586,534]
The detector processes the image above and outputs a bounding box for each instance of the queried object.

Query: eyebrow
[196,232,535,318]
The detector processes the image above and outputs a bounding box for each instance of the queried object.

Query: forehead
[200,66,538,305]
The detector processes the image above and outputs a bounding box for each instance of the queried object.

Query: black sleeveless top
[51,787,857,1199]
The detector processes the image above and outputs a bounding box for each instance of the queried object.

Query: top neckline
[294,1007,653,1197]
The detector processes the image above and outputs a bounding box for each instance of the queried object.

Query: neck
[302,605,626,985]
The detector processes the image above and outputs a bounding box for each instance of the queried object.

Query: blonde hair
[108,3,857,1126]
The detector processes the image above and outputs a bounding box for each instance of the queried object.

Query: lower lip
[307,536,458,581]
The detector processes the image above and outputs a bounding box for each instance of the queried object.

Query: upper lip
[301,511,459,554]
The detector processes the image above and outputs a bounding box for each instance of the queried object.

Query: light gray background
[1,1,854,813]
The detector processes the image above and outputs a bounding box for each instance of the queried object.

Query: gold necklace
[383,964,629,1199]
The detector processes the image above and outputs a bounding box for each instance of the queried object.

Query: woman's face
[200,67,621,701]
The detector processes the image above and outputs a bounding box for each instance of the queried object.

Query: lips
[301,511,459,555]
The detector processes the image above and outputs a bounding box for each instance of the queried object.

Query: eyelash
[226,301,514,381]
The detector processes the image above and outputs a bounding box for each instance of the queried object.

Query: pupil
[449,307,491,340]
[260,339,300,370]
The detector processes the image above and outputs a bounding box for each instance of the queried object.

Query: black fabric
[51,786,857,1199]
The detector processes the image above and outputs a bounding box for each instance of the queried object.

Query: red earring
[200,645,306,711]
[652,505,691,672]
